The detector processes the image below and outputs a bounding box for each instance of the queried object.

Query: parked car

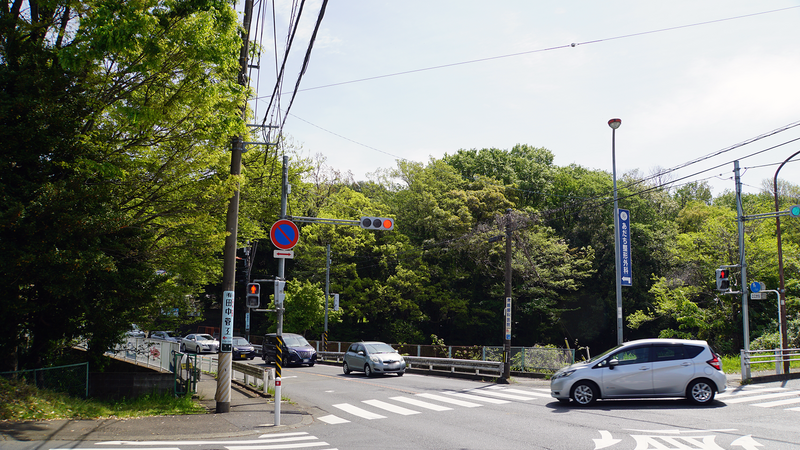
[232,336,257,360]
[181,333,220,354]
[126,324,146,339]
[550,338,726,406]
[261,333,317,366]
[343,341,406,377]
[150,331,180,343]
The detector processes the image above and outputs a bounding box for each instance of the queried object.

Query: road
[5,359,800,449]
[274,362,800,449]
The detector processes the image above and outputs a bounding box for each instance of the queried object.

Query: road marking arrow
[594,430,622,449]
[731,435,764,450]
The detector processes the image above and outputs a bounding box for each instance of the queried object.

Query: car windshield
[165,331,178,338]
[586,344,623,363]
[196,334,215,341]
[232,338,250,345]
[365,343,395,353]
[282,335,310,347]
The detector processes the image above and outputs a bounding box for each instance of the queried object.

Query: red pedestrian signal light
[246,283,260,308]
[360,216,394,231]
[715,268,730,291]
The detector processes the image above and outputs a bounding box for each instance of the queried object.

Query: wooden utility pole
[216,0,254,414]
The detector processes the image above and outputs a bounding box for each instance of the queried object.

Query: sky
[246,0,800,198]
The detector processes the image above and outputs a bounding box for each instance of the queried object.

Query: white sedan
[181,333,219,353]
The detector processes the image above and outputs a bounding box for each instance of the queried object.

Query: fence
[310,340,575,374]
[740,347,800,380]
[0,362,89,398]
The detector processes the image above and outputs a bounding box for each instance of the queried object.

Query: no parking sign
[270,219,299,250]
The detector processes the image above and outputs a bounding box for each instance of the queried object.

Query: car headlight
[399,356,405,364]
[552,369,576,380]
[370,355,381,363]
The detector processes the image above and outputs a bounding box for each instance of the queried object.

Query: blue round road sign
[270,219,300,250]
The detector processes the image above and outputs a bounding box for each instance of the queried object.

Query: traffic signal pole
[216,0,254,414]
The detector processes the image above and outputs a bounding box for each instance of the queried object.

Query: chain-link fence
[0,362,89,398]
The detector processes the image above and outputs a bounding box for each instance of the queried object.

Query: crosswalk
[317,386,551,425]
[717,385,800,411]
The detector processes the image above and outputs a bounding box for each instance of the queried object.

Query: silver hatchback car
[550,338,726,406]
[343,341,406,377]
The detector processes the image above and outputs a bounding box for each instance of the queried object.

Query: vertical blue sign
[619,209,632,286]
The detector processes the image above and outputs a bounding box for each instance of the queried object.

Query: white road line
[721,390,800,404]
[332,403,386,419]
[753,397,800,407]
[98,433,314,446]
[464,388,535,401]
[318,414,350,424]
[717,386,781,398]
[498,388,552,398]
[390,396,453,411]
[445,391,509,404]
[417,392,482,407]
[225,442,329,450]
[362,399,421,415]
[786,407,800,412]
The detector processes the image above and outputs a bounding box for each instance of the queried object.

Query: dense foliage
[4,2,799,372]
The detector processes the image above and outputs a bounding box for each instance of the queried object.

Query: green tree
[1,0,245,370]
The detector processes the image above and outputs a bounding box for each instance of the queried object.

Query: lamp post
[773,149,800,373]
[608,118,623,346]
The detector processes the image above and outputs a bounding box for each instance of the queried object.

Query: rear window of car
[684,345,705,359]
[653,345,685,361]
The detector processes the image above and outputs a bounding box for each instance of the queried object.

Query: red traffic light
[360,216,394,231]
[248,283,259,295]
[719,269,728,279]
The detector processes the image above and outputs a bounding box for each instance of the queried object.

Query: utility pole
[215,0,254,414]
[502,209,512,383]
[735,161,750,353]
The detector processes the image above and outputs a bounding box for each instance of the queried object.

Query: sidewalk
[0,377,311,442]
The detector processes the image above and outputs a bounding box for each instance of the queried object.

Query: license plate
[303,358,309,363]
[239,353,246,358]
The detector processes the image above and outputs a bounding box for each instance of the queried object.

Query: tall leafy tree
[1,0,245,370]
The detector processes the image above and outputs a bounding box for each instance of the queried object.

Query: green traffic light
[791,205,800,217]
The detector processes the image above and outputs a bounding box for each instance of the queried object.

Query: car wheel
[571,381,598,406]
[343,361,351,374]
[364,364,373,377]
[308,361,315,367]
[180,344,185,353]
[397,371,404,377]
[687,379,716,405]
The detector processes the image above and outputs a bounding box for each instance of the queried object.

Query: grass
[0,376,206,422]
[721,354,800,374]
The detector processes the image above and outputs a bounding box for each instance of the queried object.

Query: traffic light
[246,283,260,308]
[274,279,286,307]
[360,216,394,231]
[790,205,800,217]
[715,268,730,291]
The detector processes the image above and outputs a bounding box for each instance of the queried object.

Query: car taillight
[707,354,722,371]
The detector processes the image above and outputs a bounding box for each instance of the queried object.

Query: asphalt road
[275,363,800,449]
[4,359,800,449]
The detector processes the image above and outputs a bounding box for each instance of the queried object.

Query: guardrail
[318,352,503,377]
[740,348,800,380]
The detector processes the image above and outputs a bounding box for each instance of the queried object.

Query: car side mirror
[358,350,365,356]
[608,359,619,369]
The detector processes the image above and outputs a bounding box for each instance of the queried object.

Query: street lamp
[608,118,623,345]
[773,149,800,373]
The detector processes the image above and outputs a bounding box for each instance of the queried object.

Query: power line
[250,5,800,102]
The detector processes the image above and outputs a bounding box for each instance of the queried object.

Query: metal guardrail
[318,352,503,377]
[740,348,800,379]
